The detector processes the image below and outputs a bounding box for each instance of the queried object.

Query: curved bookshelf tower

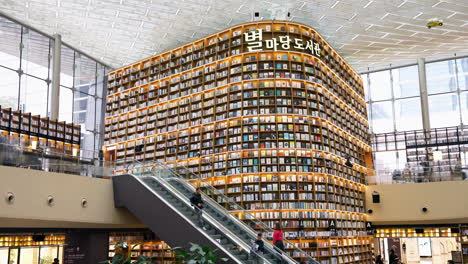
[104,21,373,263]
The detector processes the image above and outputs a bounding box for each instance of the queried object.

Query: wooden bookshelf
[104,21,372,264]
[0,106,81,156]
[108,232,174,264]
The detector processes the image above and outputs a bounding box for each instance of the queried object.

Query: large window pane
[461,91,468,125]
[361,74,369,101]
[426,60,457,94]
[392,65,419,98]
[60,46,74,88]
[20,75,49,116]
[429,93,460,128]
[0,248,8,264]
[19,247,39,264]
[75,53,96,96]
[457,58,468,91]
[59,86,73,123]
[395,98,422,131]
[96,63,106,98]
[96,98,103,133]
[40,246,58,264]
[73,91,95,131]
[371,101,394,133]
[81,130,95,159]
[0,67,19,109]
[369,70,392,101]
[0,17,21,70]
[21,29,51,80]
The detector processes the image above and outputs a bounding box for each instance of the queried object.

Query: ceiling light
[330,1,340,9]
[363,1,373,8]
[413,12,423,19]
[380,13,390,20]
[397,0,407,7]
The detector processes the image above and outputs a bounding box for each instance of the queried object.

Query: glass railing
[368,165,468,185]
[369,125,468,185]
[0,141,116,178]
[128,162,320,264]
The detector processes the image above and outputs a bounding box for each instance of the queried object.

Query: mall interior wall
[366,181,468,225]
[0,165,143,228]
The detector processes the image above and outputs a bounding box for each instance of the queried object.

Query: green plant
[99,242,157,264]
[173,243,228,264]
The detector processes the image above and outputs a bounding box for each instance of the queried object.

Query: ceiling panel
[0,0,467,72]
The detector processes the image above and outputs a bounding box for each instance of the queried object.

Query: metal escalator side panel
[112,175,244,264]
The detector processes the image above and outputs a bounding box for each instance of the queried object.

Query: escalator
[113,164,319,264]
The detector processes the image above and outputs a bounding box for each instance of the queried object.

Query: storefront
[0,233,65,264]
[374,227,462,264]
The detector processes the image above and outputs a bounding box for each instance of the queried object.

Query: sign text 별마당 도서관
[244,28,321,57]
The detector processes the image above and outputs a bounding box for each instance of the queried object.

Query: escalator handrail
[128,174,245,264]
[157,164,320,264]
[127,161,320,264]
[158,169,294,264]
[133,170,274,264]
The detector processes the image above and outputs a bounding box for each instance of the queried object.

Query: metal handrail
[131,165,273,264]
[153,165,293,264]
[151,165,319,264]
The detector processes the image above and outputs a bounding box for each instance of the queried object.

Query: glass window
[74,53,96,95]
[0,67,19,109]
[96,98,103,132]
[73,91,95,131]
[59,86,73,123]
[60,46,74,88]
[96,64,107,98]
[81,130,95,160]
[428,93,460,128]
[0,17,22,70]
[20,75,49,116]
[21,29,51,80]
[460,91,468,125]
[426,60,457,94]
[9,248,18,264]
[19,247,39,264]
[371,101,394,133]
[369,70,392,101]
[40,246,58,264]
[394,98,423,131]
[361,74,370,101]
[392,65,419,98]
[457,57,468,91]
[0,248,8,264]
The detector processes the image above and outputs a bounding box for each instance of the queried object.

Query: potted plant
[172,243,229,264]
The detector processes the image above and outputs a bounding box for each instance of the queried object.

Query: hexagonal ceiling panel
[1,0,468,72]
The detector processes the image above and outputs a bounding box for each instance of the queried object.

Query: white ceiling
[1,0,468,72]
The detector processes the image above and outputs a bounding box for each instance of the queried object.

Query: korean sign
[244,29,321,57]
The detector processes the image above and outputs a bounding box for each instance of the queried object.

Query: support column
[418,57,430,131]
[50,33,61,120]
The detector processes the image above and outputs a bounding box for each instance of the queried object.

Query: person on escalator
[251,233,265,264]
[190,187,205,228]
[273,223,285,264]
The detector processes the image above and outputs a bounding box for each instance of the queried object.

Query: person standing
[190,187,205,228]
[273,223,285,264]
[389,249,400,264]
[375,255,384,264]
[52,258,60,264]
[251,233,265,264]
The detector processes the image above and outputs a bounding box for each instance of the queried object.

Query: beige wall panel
[0,166,144,228]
